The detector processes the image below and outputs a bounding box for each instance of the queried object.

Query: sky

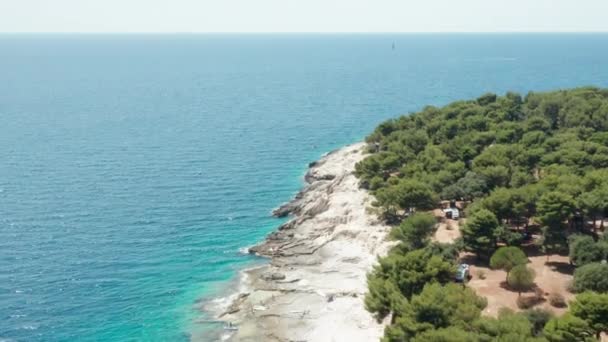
[1,0,608,33]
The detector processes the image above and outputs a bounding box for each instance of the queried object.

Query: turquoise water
[1,34,608,342]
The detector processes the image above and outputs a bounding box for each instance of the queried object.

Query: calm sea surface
[1,34,608,341]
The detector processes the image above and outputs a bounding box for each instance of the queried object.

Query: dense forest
[358,87,608,341]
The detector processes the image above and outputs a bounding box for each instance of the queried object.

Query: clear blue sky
[1,0,608,33]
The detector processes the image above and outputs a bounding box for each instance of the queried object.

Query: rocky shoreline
[211,143,392,342]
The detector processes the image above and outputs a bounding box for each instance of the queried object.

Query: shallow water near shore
[2,34,608,341]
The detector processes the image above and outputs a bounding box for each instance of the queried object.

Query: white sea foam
[237,246,251,255]
[20,324,38,330]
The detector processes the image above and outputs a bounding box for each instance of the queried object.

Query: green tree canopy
[441,171,488,201]
[411,326,481,342]
[508,264,536,296]
[537,191,576,230]
[358,88,608,236]
[570,292,608,339]
[387,248,455,299]
[481,187,517,223]
[461,209,500,258]
[358,88,608,341]
[390,212,437,249]
[385,283,487,340]
[365,246,455,322]
[374,179,439,220]
[524,308,554,337]
[568,235,606,266]
[364,275,401,321]
[474,309,542,341]
[573,262,608,293]
[543,314,596,342]
[577,185,608,229]
[490,246,528,281]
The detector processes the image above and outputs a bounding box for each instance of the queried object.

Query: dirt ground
[433,209,461,244]
[465,252,574,316]
[432,210,575,317]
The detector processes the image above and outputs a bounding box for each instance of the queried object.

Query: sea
[1,34,608,342]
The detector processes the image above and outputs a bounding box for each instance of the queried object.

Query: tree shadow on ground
[544,261,575,275]
[459,253,489,267]
[520,244,568,258]
[498,282,547,301]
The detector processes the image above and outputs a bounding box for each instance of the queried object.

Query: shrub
[390,212,437,249]
[543,314,595,341]
[569,234,605,266]
[569,292,608,339]
[369,176,385,191]
[533,287,546,300]
[517,295,542,309]
[524,308,554,336]
[476,270,486,280]
[490,246,528,281]
[573,262,608,293]
[548,293,567,308]
[508,264,536,296]
[494,226,524,246]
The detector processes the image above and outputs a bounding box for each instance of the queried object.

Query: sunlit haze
[1,0,608,33]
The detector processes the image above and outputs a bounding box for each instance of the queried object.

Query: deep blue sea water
[1,34,608,342]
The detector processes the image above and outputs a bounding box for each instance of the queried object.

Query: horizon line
[2,31,608,35]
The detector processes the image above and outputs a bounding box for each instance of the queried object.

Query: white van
[443,208,460,220]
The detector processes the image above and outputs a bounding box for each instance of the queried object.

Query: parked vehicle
[455,263,470,282]
[443,208,460,220]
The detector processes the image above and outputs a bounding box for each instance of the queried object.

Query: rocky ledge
[215,143,392,342]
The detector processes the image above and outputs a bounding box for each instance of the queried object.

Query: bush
[543,314,595,341]
[369,176,385,191]
[569,292,608,338]
[390,212,437,249]
[533,287,546,300]
[548,293,567,308]
[517,295,542,309]
[569,234,605,266]
[476,270,486,280]
[490,246,528,281]
[573,262,608,293]
[494,226,524,246]
[514,286,543,310]
[508,264,536,295]
[524,308,554,336]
